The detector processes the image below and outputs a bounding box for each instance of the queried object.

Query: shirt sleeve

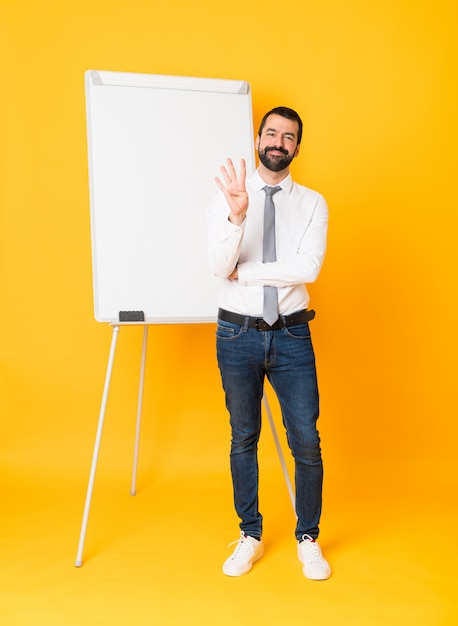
[237,194,328,288]
[207,192,246,279]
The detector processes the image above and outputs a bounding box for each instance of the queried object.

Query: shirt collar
[250,168,293,194]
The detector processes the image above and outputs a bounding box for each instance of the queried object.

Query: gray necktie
[263,186,281,326]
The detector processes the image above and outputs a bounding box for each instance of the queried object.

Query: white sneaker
[222,532,264,576]
[297,535,331,580]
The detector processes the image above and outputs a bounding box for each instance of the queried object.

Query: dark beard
[258,147,295,172]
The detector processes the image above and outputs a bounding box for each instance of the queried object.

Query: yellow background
[1,1,457,624]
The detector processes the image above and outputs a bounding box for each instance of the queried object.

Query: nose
[269,138,285,152]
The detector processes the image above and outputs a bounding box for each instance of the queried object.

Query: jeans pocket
[284,322,311,340]
[216,320,244,341]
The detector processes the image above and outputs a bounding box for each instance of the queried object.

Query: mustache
[264,146,289,156]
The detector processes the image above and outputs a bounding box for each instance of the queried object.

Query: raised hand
[215,158,248,225]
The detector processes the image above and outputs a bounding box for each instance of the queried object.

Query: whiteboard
[85,70,255,323]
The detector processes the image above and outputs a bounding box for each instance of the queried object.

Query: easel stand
[74,324,294,567]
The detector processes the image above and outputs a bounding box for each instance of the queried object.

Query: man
[207,107,330,580]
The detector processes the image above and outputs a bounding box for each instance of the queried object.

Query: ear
[294,143,301,158]
[255,135,260,150]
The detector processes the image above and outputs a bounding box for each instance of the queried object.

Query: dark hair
[258,106,303,145]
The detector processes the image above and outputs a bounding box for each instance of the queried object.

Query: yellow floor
[1,443,456,626]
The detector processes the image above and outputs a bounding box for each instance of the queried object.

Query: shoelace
[227,535,255,560]
[300,535,322,562]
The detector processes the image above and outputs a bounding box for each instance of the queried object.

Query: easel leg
[75,324,120,567]
[262,392,296,511]
[130,325,148,496]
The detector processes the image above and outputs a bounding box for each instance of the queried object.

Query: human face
[256,114,301,172]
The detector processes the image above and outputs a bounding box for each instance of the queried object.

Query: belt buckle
[254,317,263,330]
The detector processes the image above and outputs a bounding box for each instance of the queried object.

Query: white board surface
[85,70,255,323]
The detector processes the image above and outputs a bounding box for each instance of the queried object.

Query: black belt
[218,308,315,331]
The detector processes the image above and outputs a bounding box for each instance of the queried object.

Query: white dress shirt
[207,169,328,317]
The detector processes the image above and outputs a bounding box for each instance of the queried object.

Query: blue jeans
[216,315,323,541]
